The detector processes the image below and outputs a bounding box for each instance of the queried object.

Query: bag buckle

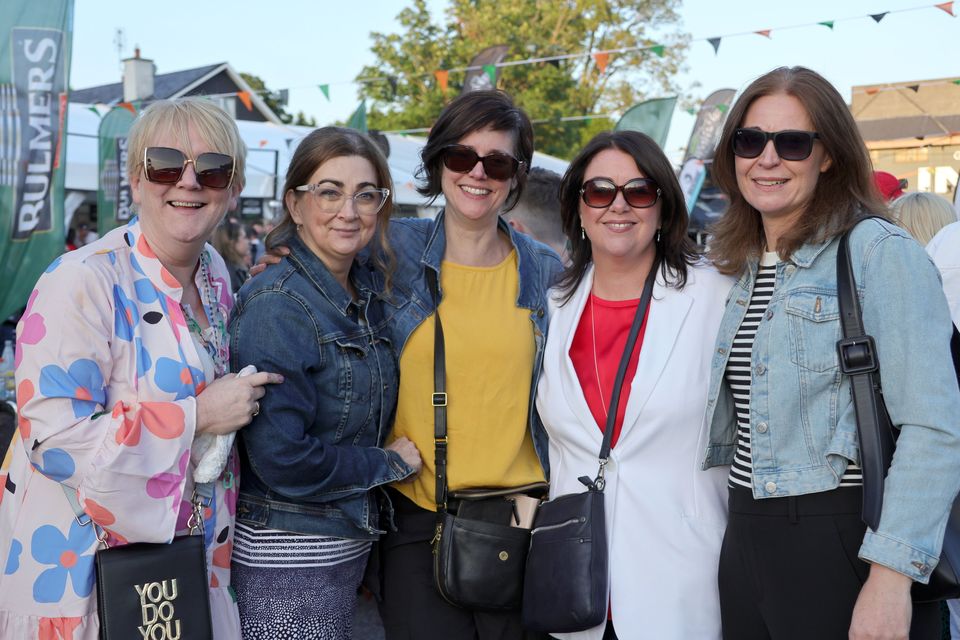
[836,336,878,375]
[432,392,448,407]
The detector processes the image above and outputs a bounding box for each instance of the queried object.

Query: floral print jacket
[0,220,240,640]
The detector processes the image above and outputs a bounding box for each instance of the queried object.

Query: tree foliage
[357,0,689,158]
[240,72,317,127]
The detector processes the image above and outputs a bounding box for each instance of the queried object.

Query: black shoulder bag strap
[583,260,660,492]
[427,268,450,523]
[836,217,960,530]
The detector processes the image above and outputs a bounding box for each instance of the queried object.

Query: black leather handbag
[426,270,546,611]
[522,260,658,633]
[63,484,214,639]
[836,222,960,603]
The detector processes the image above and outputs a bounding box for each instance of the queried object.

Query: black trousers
[719,487,941,640]
[377,490,547,640]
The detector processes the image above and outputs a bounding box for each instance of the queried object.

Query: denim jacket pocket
[785,290,842,372]
[333,337,374,442]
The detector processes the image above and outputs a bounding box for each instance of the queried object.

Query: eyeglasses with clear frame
[294,184,391,216]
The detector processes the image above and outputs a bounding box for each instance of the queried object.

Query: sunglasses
[732,129,821,161]
[580,178,661,209]
[440,144,523,181]
[143,146,236,189]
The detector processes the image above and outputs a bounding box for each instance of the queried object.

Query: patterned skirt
[231,521,372,640]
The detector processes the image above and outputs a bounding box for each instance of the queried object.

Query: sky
[69,0,959,162]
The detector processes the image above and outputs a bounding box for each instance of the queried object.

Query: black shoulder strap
[427,268,450,517]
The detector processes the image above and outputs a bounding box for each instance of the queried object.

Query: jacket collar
[420,209,543,310]
[286,234,373,314]
[788,234,836,268]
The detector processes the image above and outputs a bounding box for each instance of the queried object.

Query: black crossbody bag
[836,221,960,602]
[427,269,547,611]
[522,260,658,633]
[63,483,214,639]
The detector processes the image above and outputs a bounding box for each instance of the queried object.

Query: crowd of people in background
[1,66,960,640]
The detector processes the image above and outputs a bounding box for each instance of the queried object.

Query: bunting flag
[87,105,102,118]
[870,12,889,22]
[483,64,496,86]
[0,0,75,320]
[755,29,772,38]
[347,100,367,133]
[434,69,449,93]
[650,45,666,57]
[118,101,137,115]
[707,37,722,54]
[318,84,330,101]
[907,85,920,92]
[818,21,835,29]
[593,51,610,73]
[716,104,729,113]
[936,1,955,16]
[866,88,880,95]
[236,90,253,111]
[258,140,268,148]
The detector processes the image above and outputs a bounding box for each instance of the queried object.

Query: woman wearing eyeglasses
[704,67,960,640]
[226,127,422,639]
[535,130,733,640]
[0,98,282,639]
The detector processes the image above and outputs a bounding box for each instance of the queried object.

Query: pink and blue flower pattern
[0,220,240,640]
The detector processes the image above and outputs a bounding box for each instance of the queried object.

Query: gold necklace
[589,294,608,419]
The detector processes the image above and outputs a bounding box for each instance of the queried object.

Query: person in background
[890,191,957,246]
[229,126,422,639]
[246,219,264,265]
[501,166,568,262]
[65,227,78,252]
[873,170,906,202]
[0,97,282,639]
[212,218,252,293]
[537,130,733,640]
[705,66,960,640]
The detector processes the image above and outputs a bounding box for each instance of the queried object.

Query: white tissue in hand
[193,364,258,482]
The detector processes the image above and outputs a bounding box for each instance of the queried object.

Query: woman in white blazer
[536,130,734,640]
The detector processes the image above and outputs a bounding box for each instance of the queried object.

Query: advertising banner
[0,0,74,320]
[96,107,136,235]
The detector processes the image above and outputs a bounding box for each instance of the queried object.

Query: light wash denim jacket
[703,217,960,582]
[379,210,564,477]
[230,235,413,539]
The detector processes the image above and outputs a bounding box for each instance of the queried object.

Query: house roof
[70,63,223,104]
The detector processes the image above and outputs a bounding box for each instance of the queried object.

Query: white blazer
[536,261,734,640]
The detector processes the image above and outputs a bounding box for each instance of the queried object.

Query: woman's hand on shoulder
[248,245,290,277]
[195,370,284,436]
[848,563,912,640]
[386,436,423,480]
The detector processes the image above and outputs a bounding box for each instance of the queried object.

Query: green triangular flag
[650,45,665,57]
[347,100,367,133]
[319,84,330,101]
[87,105,102,118]
[818,21,834,29]
[715,104,729,113]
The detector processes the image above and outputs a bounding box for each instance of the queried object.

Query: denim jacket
[703,217,960,581]
[229,235,413,539]
[377,210,564,477]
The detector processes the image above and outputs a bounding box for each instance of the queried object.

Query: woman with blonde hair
[891,191,957,246]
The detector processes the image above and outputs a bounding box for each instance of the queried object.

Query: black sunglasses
[440,144,523,181]
[732,128,820,162]
[580,178,661,209]
[143,146,236,189]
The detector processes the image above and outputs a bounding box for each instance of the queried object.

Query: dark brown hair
[556,130,698,303]
[417,90,534,212]
[212,218,247,267]
[709,66,887,274]
[267,126,396,289]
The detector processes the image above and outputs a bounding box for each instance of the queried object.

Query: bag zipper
[530,517,582,535]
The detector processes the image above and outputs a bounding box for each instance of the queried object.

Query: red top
[568,294,649,449]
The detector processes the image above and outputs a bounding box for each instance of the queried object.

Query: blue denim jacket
[703,218,960,581]
[378,210,564,477]
[230,235,413,539]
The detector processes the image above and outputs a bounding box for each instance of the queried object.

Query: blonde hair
[890,192,957,245]
[126,97,247,190]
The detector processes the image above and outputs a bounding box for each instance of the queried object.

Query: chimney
[122,47,155,102]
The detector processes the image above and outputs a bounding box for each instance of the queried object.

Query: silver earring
[580,225,586,240]
[656,228,661,244]
[296,224,303,233]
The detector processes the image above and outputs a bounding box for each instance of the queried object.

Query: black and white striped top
[232,521,372,569]
[726,253,862,490]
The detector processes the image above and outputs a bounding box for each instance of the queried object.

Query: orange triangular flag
[237,91,253,111]
[117,102,137,115]
[865,88,880,95]
[936,2,955,16]
[755,29,772,38]
[593,52,610,73]
[259,140,268,148]
[434,70,449,93]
